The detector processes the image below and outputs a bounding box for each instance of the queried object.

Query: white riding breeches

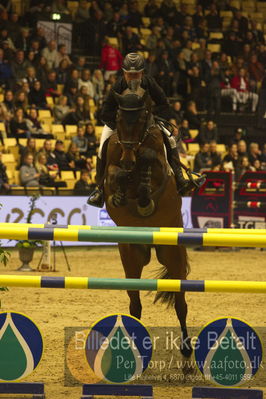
[98,124,176,159]
[98,125,115,159]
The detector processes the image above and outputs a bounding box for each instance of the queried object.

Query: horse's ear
[113,91,123,105]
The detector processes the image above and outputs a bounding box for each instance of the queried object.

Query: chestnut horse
[104,87,192,357]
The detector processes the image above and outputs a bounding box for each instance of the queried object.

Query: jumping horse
[104,86,192,357]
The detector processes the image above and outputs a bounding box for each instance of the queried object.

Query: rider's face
[124,71,143,83]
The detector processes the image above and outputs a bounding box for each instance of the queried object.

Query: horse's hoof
[108,195,127,208]
[137,200,155,217]
[180,337,193,358]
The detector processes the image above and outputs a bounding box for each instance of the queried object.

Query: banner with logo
[0,196,192,247]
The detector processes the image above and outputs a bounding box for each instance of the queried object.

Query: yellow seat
[51,124,65,140]
[60,171,76,189]
[216,144,226,154]
[57,84,64,94]
[108,37,118,47]
[220,11,233,18]
[6,169,14,183]
[35,139,46,150]
[207,44,221,53]
[65,125,78,138]
[95,126,102,139]
[38,109,52,119]
[89,99,95,107]
[0,93,4,102]
[46,96,54,107]
[140,28,152,38]
[188,143,200,155]
[230,0,240,9]
[192,42,200,50]
[18,138,27,147]
[14,170,20,185]
[4,138,17,148]
[189,130,199,140]
[41,124,52,134]
[131,27,139,35]
[10,186,26,195]
[141,17,150,27]
[0,122,6,136]
[242,1,255,11]
[209,32,223,40]
[2,153,16,173]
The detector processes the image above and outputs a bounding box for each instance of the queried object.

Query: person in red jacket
[100,39,123,81]
[230,68,258,112]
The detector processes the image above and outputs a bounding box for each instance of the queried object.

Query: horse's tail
[153,253,190,307]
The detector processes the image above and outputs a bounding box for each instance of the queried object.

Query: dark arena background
[0,1,265,398]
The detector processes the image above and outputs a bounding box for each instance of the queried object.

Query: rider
[88,52,205,207]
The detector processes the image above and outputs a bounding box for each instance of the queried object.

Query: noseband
[117,105,151,149]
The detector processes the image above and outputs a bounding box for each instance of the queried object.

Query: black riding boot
[87,157,105,208]
[171,149,206,196]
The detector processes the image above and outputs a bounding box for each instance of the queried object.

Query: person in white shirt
[78,69,94,99]
[42,40,58,70]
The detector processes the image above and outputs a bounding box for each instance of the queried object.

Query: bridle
[116,105,154,150]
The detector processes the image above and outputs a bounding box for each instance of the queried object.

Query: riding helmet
[122,53,145,73]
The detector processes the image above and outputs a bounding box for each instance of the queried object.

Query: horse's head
[114,88,151,172]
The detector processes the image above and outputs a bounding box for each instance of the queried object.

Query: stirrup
[87,187,105,208]
[178,174,206,196]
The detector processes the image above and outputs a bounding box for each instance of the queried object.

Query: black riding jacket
[101,75,176,130]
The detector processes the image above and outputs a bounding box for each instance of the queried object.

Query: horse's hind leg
[118,243,151,319]
[155,244,192,357]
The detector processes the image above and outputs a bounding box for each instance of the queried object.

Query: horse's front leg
[137,149,156,217]
[107,165,129,207]
[118,243,151,319]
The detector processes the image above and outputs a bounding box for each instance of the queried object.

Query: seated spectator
[35,55,49,86]
[122,26,142,54]
[157,50,175,96]
[20,153,40,187]
[42,40,58,70]
[53,95,70,123]
[0,28,15,50]
[37,139,58,171]
[19,137,37,164]
[11,50,29,82]
[9,108,30,138]
[26,108,49,137]
[248,54,264,84]
[66,142,85,170]
[237,140,248,158]
[194,143,212,173]
[35,153,66,188]
[3,90,15,115]
[64,68,79,95]
[14,90,28,115]
[179,119,192,143]
[205,3,221,31]
[99,39,123,81]
[231,68,259,112]
[56,58,70,85]
[184,101,201,130]
[24,66,38,89]
[55,43,72,68]
[45,70,60,99]
[66,83,78,108]
[72,125,88,155]
[54,139,75,171]
[74,169,94,195]
[0,48,12,87]
[92,69,104,101]
[0,151,10,193]
[0,102,11,135]
[249,142,262,164]
[235,156,254,180]
[15,27,31,53]
[223,143,239,171]
[63,95,90,125]
[199,120,218,144]
[172,100,184,126]
[253,159,262,171]
[78,69,94,99]
[85,122,98,157]
[209,141,222,170]
[28,80,47,108]
[220,68,237,111]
